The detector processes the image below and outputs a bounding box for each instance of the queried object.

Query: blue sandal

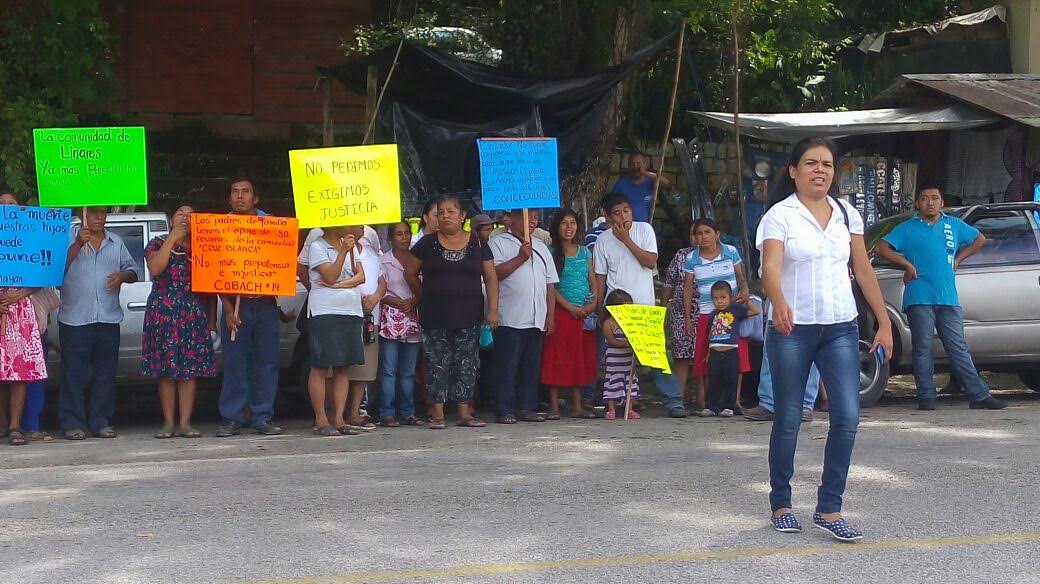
[813,513,863,542]
[771,512,802,533]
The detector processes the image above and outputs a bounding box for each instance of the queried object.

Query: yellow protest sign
[606,304,671,374]
[288,144,401,228]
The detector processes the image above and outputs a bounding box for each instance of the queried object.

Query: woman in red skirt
[541,208,598,419]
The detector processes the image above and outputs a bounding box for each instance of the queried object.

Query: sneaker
[743,406,774,421]
[719,409,734,418]
[918,399,936,411]
[697,408,716,417]
[813,513,863,542]
[969,396,1008,410]
[668,406,688,418]
[802,408,814,422]
[771,512,802,533]
[252,420,283,435]
[215,420,241,437]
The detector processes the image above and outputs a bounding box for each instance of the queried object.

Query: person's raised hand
[170,218,189,242]
[76,226,92,245]
[518,241,533,261]
[611,222,632,243]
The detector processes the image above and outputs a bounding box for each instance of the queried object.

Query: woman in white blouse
[756,137,893,542]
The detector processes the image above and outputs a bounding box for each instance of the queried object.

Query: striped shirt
[682,244,743,315]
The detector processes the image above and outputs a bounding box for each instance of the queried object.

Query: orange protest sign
[190,214,299,296]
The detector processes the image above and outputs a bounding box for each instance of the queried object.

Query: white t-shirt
[353,244,385,325]
[755,194,863,325]
[307,238,363,318]
[299,226,380,265]
[489,231,560,330]
[593,222,658,306]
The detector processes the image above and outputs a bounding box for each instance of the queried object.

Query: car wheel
[859,340,889,407]
[1018,370,1040,392]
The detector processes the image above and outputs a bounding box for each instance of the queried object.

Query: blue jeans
[493,327,543,416]
[58,323,120,433]
[757,337,820,412]
[654,369,684,410]
[378,338,420,419]
[767,321,860,514]
[906,305,990,402]
[219,298,281,425]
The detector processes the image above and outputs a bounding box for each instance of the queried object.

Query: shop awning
[689,104,1001,143]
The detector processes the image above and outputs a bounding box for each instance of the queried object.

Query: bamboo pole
[731,0,753,272]
[648,21,687,222]
[230,296,241,342]
[362,39,405,145]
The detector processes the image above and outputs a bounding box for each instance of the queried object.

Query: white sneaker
[719,409,735,418]
[698,408,716,417]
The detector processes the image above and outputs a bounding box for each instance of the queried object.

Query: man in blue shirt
[610,152,670,223]
[876,185,1007,411]
[216,177,284,437]
[59,207,139,439]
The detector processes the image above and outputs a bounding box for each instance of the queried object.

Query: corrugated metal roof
[868,74,1040,128]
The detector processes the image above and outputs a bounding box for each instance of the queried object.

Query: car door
[953,207,1040,364]
[104,222,155,381]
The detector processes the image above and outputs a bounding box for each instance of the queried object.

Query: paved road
[2,389,1038,584]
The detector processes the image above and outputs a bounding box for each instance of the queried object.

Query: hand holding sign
[606,304,671,374]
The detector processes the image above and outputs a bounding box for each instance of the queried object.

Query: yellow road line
[242,531,1040,584]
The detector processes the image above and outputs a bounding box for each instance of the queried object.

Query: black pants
[707,349,739,413]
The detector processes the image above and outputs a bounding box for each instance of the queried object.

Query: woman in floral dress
[142,205,216,438]
[660,223,698,405]
[0,192,48,446]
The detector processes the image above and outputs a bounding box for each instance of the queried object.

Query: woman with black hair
[540,208,598,419]
[406,195,499,429]
[410,198,440,248]
[757,137,892,541]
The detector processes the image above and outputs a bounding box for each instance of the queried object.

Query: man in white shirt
[593,192,687,418]
[489,209,559,423]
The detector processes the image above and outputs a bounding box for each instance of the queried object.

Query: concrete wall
[1007,0,1040,74]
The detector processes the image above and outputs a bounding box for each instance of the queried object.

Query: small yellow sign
[606,304,671,374]
[289,144,401,228]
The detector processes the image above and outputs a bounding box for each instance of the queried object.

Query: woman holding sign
[306,226,367,437]
[406,195,499,430]
[0,191,48,446]
[142,205,216,439]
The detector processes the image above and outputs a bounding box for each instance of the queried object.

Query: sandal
[429,418,447,430]
[350,419,378,431]
[496,414,517,425]
[64,429,87,441]
[8,428,27,446]
[570,410,598,419]
[380,416,401,428]
[28,431,53,442]
[517,411,546,422]
[337,425,360,436]
[403,415,424,426]
[154,427,175,439]
[604,411,616,420]
[177,428,202,438]
[545,412,561,421]
[312,425,339,437]
[456,417,487,428]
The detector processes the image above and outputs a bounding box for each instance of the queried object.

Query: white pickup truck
[45,212,310,389]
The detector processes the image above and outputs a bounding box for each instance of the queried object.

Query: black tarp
[318,32,677,214]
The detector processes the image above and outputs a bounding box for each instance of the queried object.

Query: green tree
[0,0,117,197]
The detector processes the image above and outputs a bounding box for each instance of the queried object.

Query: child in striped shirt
[601,289,639,420]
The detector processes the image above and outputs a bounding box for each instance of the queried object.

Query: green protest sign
[33,127,148,207]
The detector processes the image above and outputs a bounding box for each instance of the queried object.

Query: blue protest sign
[478,138,560,211]
[0,206,72,287]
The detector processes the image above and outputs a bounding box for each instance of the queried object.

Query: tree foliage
[0,0,117,196]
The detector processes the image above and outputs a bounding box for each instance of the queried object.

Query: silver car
[858,202,1040,405]
[46,212,309,389]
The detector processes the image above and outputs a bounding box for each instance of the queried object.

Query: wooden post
[230,296,241,342]
[364,65,378,145]
[731,0,753,270]
[648,21,687,223]
[624,382,633,420]
[522,208,530,243]
[321,77,334,147]
[363,40,405,145]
